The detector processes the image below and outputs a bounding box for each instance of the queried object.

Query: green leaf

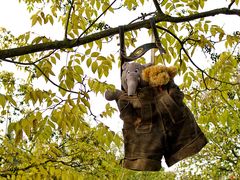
[21,119,31,138]
[102,66,109,77]
[74,65,83,75]
[59,81,67,96]
[102,2,110,12]
[97,66,102,78]
[81,98,90,109]
[97,56,107,61]
[86,58,92,67]
[199,0,204,8]
[78,104,87,113]
[31,14,38,26]
[55,53,60,60]
[6,95,17,106]
[47,14,54,25]
[204,23,208,33]
[91,52,100,57]
[91,61,98,73]
[161,0,168,6]
[50,56,56,64]
[0,94,6,108]
[85,48,91,55]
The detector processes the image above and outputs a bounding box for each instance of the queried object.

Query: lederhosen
[117,18,207,171]
[118,81,207,171]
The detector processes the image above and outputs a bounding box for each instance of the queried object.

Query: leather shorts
[118,86,208,171]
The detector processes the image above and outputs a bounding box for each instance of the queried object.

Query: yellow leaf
[85,49,91,55]
[0,94,6,108]
[50,56,56,64]
[199,0,204,8]
[161,0,168,6]
[91,52,100,57]
[15,129,23,144]
[96,0,101,9]
[81,98,90,108]
[91,61,98,73]
[91,0,95,6]
[204,23,208,33]
[47,14,54,25]
[74,66,83,75]
[78,104,87,113]
[31,14,38,26]
[37,16,42,25]
[55,53,60,59]
[86,58,92,67]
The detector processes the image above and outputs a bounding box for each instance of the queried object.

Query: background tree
[0,0,239,179]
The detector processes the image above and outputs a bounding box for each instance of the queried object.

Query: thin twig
[64,0,75,40]
[0,50,56,66]
[33,64,81,94]
[228,0,236,9]
[155,25,239,86]
[76,0,117,41]
[128,12,155,24]
[0,51,86,95]
[152,0,164,15]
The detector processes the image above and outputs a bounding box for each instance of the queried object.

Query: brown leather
[118,18,165,64]
[118,82,207,171]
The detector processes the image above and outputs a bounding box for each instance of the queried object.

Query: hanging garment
[117,81,208,171]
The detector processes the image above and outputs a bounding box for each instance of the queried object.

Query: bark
[0,7,239,59]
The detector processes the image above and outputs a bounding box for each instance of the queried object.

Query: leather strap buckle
[119,17,165,64]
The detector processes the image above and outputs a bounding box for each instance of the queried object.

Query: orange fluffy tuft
[142,65,177,87]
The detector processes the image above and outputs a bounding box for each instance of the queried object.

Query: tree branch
[228,0,235,9]
[0,50,56,65]
[155,25,240,86]
[0,51,86,95]
[64,0,75,40]
[152,0,164,15]
[33,64,81,94]
[0,7,239,59]
[76,0,117,40]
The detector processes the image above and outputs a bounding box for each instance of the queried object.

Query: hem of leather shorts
[123,158,161,171]
[166,133,208,167]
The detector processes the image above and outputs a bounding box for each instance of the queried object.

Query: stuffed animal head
[121,62,152,96]
[142,65,177,87]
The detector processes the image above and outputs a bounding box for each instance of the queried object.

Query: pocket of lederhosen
[155,90,184,124]
[119,94,153,133]
[117,98,135,124]
[134,102,152,134]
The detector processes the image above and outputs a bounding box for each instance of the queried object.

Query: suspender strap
[118,18,166,90]
[119,26,126,91]
[118,18,165,63]
[150,18,166,54]
[119,26,126,64]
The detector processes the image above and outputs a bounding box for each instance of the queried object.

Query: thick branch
[0,7,239,59]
